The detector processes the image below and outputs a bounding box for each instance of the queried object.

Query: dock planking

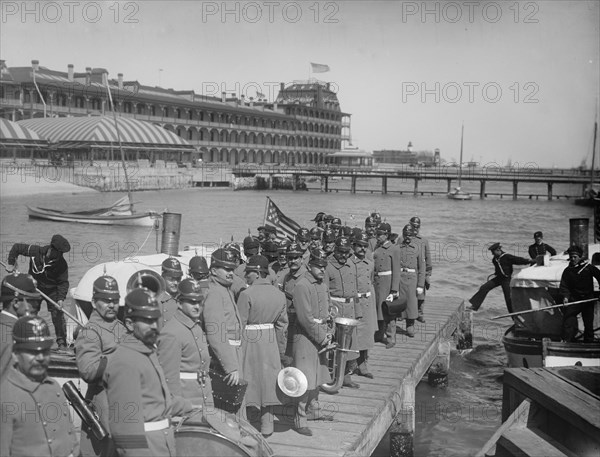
[266,296,467,457]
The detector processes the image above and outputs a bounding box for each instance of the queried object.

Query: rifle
[63,381,108,441]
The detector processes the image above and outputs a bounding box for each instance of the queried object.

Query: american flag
[263,197,301,242]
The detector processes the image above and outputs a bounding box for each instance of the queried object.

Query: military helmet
[93,275,120,301]
[353,231,369,247]
[124,288,161,320]
[376,222,392,234]
[402,224,414,237]
[340,226,353,237]
[211,248,238,270]
[243,236,260,251]
[308,248,329,268]
[335,236,352,252]
[277,239,291,253]
[224,243,242,260]
[370,212,382,223]
[262,241,279,259]
[309,226,323,240]
[330,217,342,228]
[287,242,304,257]
[177,278,207,303]
[296,228,310,242]
[409,216,421,228]
[189,256,209,275]
[365,216,378,227]
[13,316,54,351]
[322,228,337,243]
[246,255,270,273]
[312,212,326,222]
[323,214,335,223]
[1,273,41,302]
[162,257,183,279]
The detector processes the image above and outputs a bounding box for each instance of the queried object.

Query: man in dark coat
[7,234,70,350]
[559,245,600,343]
[468,243,532,313]
[528,231,557,259]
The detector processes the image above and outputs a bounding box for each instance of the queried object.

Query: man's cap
[243,236,260,250]
[51,234,71,253]
[263,225,278,234]
[309,227,323,240]
[257,225,266,232]
[376,222,392,234]
[330,217,342,227]
[178,278,207,303]
[312,212,326,222]
[211,248,238,270]
[93,275,120,301]
[162,257,183,278]
[1,273,41,302]
[246,255,270,273]
[322,228,337,243]
[287,242,304,257]
[309,248,329,267]
[353,231,369,246]
[488,242,502,252]
[189,256,209,275]
[567,245,583,256]
[533,231,543,239]
[296,228,310,242]
[335,236,352,252]
[13,316,54,351]
[409,216,421,228]
[125,288,162,319]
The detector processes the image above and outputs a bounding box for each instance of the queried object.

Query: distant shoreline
[0,173,98,198]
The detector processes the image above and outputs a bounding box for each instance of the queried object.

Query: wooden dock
[264,296,469,457]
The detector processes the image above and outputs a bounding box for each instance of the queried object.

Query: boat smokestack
[161,213,182,256]
[569,218,589,259]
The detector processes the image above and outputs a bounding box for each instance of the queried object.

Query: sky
[1,0,599,168]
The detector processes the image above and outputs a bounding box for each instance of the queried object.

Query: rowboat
[27,196,161,227]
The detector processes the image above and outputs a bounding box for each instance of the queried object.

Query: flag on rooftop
[310,62,330,73]
[263,197,301,242]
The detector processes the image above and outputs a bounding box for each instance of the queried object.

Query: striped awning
[0,118,48,147]
[18,116,195,150]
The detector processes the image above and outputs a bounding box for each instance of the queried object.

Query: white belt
[245,323,274,330]
[358,292,371,298]
[180,372,197,380]
[144,418,170,432]
[376,270,392,276]
[400,268,416,273]
[331,296,353,303]
[313,318,324,324]
[228,339,241,347]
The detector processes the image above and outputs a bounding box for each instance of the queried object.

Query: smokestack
[280,82,284,92]
[221,91,226,103]
[31,60,39,71]
[118,73,123,90]
[570,218,589,259]
[68,64,74,81]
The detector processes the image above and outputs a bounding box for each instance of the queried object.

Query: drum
[175,411,273,457]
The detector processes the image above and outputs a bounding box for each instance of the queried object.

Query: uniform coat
[202,277,242,376]
[397,240,426,320]
[352,256,376,350]
[373,241,401,320]
[412,234,432,300]
[75,311,126,457]
[103,333,192,457]
[281,265,307,357]
[1,367,79,457]
[157,310,213,408]
[237,278,288,407]
[157,291,178,327]
[0,310,17,381]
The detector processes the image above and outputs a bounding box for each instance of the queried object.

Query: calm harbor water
[0,183,594,456]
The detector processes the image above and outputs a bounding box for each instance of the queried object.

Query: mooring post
[447,179,452,193]
[455,302,473,350]
[268,175,273,190]
[512,180,518,200]
[547,182,553,201]
[428,340,452,387]
[479,179,486,199]
[320,176,326,192]
[351,175,357,194]
[292,174,297,191]
[413,178,419,196]
[382,176,388,194]
[390,377,415,457]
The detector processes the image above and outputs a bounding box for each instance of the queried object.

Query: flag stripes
[263,197,301,242]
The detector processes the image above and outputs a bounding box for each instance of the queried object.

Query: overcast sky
[2,1,598,168]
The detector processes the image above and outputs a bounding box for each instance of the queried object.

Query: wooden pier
[265,296,470,457]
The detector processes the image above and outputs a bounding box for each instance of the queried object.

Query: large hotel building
[0,60,352,165]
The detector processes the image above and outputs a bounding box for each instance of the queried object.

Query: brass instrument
[320,317,359,394]
[126,269,166,296]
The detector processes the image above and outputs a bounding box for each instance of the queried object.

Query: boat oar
[492,298,598,320]
[0,260,84,327]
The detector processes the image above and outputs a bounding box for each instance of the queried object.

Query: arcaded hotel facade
[0,60,352,165]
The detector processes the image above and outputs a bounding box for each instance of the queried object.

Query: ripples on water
[0,183,593,456]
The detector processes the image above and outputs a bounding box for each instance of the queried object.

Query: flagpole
[263,196,271,227]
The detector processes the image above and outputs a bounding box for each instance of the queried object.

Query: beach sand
[0,172,98,198]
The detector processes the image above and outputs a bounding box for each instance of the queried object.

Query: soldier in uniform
[157,278,213,412]
[291,248,334,436]
[270,239,290,277]
[7,234,71,350]
[1,316,79,457]
[237,255,288,437]
[409,216,432,323]
[262,241,280,264]
[224,243,249,301]
[325,236,361,389]
[104,288,195,457]
[263,226,278,242]
[1,273,41,381]
[330,217,342,237]
[158,257,183,326]
[188,256,210,281]
[312,212,326,229]
[309,226,324,251]
[234,236,260,280]
[364,216,379,260]
[296,228,312,266]
[75,275,126,457]
[352,232,376,378]
[203,248,242,387]
[280,242,308,359]
[395,225,426,341]
[322,228,337,257]
[372,223,401,346]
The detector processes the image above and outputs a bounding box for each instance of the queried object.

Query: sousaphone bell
[126,269,166,297]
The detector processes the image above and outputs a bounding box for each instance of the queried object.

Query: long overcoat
[352,255,376,350]
[372,241,401,320]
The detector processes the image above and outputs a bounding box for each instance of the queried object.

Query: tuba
[126,269,166,297]
[320,317,359,394]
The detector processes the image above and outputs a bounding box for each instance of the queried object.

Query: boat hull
[28,206,159,227]
[447,192,472,200]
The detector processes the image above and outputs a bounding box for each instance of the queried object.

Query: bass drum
[175,411,273,457]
